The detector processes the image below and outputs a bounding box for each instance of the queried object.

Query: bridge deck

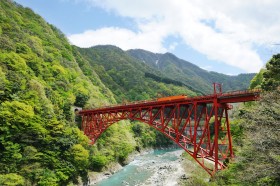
[80,89,261,114]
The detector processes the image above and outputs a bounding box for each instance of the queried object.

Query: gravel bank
[137,150,186,186]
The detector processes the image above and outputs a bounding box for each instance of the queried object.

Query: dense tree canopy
[76,45,197,103]
[261,54,280,91]
[128,49,256,94]
[213,55,280,185]
[214,89,280,185]
[0,1,134,185]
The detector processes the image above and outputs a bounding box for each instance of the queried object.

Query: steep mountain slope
[0,1,135,185]
[127,49,255,93]
[76,45,197,103]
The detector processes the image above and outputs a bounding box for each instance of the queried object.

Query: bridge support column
[214,98,219,172]
[79,88,261,176]
[225,106,234,158]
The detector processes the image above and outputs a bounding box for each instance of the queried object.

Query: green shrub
[90,155,108,171]
[0,173,25,186]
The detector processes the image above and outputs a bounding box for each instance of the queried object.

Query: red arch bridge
[79,84,261,176]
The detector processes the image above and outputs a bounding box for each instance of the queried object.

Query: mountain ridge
[127,48,256,93]
[76,45,198,103]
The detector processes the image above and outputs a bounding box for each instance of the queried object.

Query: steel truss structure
[79,85,260,176]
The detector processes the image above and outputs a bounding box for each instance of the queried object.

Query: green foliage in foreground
[213,90,280,185]
[0,1,135,185]
[261,54,280,91]
[250,69,265,89]
[0,0,94,183]
[0,173,25,186]
[212,55,280,185]
[88,121,136,169]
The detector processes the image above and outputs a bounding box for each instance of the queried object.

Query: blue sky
[14,0,280,75]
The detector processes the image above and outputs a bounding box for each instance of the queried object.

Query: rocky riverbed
[137,150,186,186]
[88,149,193,186]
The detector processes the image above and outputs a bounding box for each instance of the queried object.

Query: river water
[93,149,184,186]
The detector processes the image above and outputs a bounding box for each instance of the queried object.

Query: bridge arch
[80,89,260,176]
[81,101,232,175]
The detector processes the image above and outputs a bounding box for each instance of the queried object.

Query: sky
[14,0,280,75]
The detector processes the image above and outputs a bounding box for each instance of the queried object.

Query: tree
[250,69,264,89]
[0,173,25,186]
[214,89,280,185]
[261,54,280,91]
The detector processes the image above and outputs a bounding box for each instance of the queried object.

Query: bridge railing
[219,88,261,98]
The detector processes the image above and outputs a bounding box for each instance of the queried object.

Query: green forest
[127,49,256,93]
[0,0,279,185]
[212,54,280,186]
[0,1,132,185]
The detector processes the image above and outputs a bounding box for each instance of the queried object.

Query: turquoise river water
[93,149,184,186]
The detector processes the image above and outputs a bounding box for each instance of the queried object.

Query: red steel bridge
[79,84,261,176]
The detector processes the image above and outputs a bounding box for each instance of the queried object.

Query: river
[92,149,185,186]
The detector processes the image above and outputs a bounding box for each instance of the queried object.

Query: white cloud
[68,0,280,72]
[202,65,213,71]
[68,27,167,52]
[168,42,178,51]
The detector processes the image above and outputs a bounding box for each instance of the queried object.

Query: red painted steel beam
[79,89,261,176]
[218,94,260,103]
[80,89,261,114]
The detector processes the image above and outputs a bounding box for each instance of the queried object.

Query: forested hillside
[212,54,280,185]
[128,49,255,93]
[76,45,197,103]
[0,1,136,185]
